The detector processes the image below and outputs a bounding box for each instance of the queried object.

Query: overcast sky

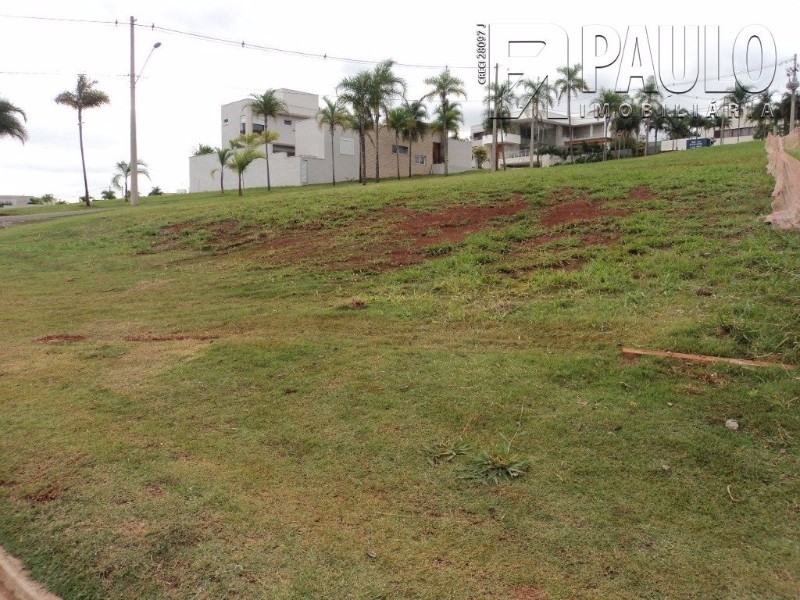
[0,0,796,201]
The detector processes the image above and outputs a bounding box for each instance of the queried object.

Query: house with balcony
[470,108,608,167]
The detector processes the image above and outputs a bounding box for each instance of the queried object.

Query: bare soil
[33,335,85,344]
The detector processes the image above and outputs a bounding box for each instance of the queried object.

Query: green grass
[0,141,798,599]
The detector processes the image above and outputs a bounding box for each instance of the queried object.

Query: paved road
[0,208,115,228]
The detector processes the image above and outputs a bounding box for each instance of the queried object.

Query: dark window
[392,144,409,155]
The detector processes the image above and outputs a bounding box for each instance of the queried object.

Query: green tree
[55,75,110,206]
[593,89,624,161]
[635,76,662,155]
[338,71,373,185]
[485,81,518,170]
[554,64,587,158]
[423,69,467,175]
[724,83,753,142]
[210,146,235,195]
[0,97,28,144]
[386,106,410,179]
[192,143,214,156]
[401,99,428,178]
[316,96,351,186]
[367,59,406,183]
[226,142,265,197]
[148,186,163,196]
[111,160,150,201]
[749,89,778,138]
[247,89,288,191]
[518,78,554,166]
[431,101,464,163]
[100,188,116,200]
[472,145,488,168]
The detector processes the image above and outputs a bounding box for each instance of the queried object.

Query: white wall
[432,138,474,174]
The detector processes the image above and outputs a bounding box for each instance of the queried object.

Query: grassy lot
[0,141,798,599]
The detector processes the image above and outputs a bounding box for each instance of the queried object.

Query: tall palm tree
[518,78,554,166]
[431,101,463,160]
[226,142,265,197]
[338,71,373,185]
[0,98,28,144]
[635,76,662,155]
[316,97,351,186]
[594,88,624,161]
[210,146,234,194]
[55,74,110,206]
[111,159,149,200]
[554,64,587,158]
[386,106,410,180]
[247,89,288,191]
[485,81,517,169]
[724,83,753,142]
[402,99,428,178]
[749,89,778,138]
[423,69,467,175]
[367,59,406,183]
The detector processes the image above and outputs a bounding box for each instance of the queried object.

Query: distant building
[0,195,34,208]
[189,88,474,192]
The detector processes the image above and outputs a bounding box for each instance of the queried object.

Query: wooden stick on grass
[621,347,797,370]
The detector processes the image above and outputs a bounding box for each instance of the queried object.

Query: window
[223,118,229,125]
[414,154,427,165]
[252,123,265,133]
[392,144,409,155]
[284,119,292,126]
[339,138,355,156]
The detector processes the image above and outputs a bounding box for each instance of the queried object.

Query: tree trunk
[442,93,449,176]
[408,138,413,178]
[530,105,535,167]
[374,112,381,183]
[265,140,272,191]
[77,107,90,206]
[395,131,401,179]
[220,169,224,194]
[238,173,243,196]
[359,122,366,185]
[567,88,573,161]
[330,124,336,186]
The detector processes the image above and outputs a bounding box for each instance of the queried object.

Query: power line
[0,13,475,71]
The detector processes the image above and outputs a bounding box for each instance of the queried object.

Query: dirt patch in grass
[542,200,629,227]
[513,584,549,600]
[250,195,529,271]
[581,232,620,246]
[34,334,86,344]
[154,220,259,252]
[627,185,656,200]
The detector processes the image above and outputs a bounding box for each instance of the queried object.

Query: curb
[0,547,60,600]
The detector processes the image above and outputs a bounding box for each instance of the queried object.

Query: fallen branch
[621,347,796,370]
[727,485,742,504]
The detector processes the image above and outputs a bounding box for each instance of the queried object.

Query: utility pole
[492,62,499,171]
[129,16,139,206]
[788,54,798,133]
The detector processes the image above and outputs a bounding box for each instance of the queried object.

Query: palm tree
[749,89,778,138]
[367,59,406,183]
[385,106,410,179]
[431,101,464,158]
[316,97,351,186]
[338,71,373,185]
[423,69,467,175]
[635,76,662,155]
[724,83,753,143]
[518,78,554,166]
[210,146,234,194]
[0,98,28,144]
[226,142,265,197]
[247,89,288,191]
[662,113,691,148]
[593,88,624,161]
[55,74,110,206]
[111,160,149,200]
[485,82,517,169]
[554,64,587,158]
[402,99,428,178]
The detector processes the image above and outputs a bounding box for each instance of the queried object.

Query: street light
[129,15,161,207]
